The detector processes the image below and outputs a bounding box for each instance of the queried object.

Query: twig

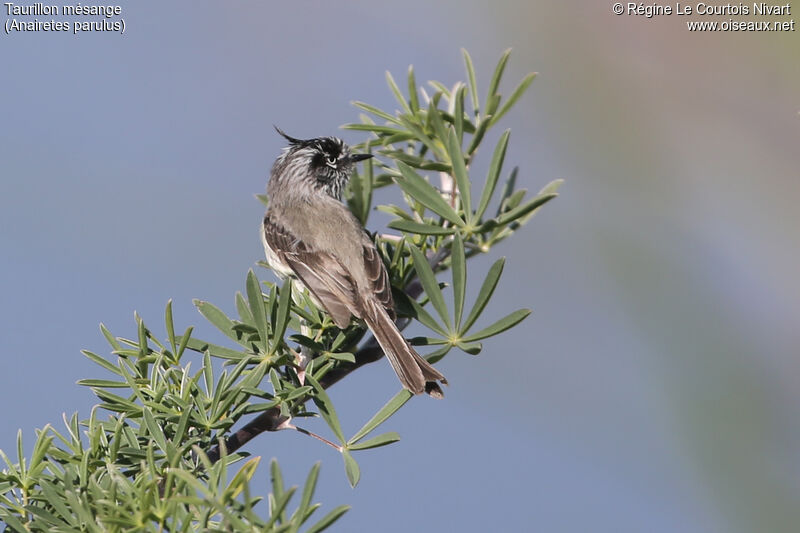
[206,247,451,463]
[288,424,343,451]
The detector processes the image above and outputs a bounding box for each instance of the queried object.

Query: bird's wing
[263,217,358,329]
[361,236,395,320]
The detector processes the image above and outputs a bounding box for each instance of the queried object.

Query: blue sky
[2,2,799,531]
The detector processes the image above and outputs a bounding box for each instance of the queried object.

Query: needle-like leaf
[408,243,451,331]
[347,432,401,451]
[488,72,536,127]
[307,375,345,444]
[348,389,413,445]
[476,130,510,220]
[305,504,351,533]
[461,48,480,116]
[462,309,531,342]
[352,101,401,124]
[394,162,463,226]
[461,257,505,333]
[195,300,238,343]
[271,281,292,355]
[486,48,512,116]
[407,65,420,113]
[342,449,361,488]
[386,70,412,115]
[388,219,456,236]
[246,270,269,354]
[451,233,466,327]
[446,128,472,218]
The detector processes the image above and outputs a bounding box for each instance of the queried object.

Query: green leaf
[451,233,466,328]
[463,309,531,342]
[307,375,345,444]
[174,404,192,443]
[195,300,238,342]
[271,281,292,354]
[488,72,536,127]
[476,130,511,220]
[0,510,27,532]
[461,48,480,116]
[342,449,361,488]
[466,115,491,155]
[446,128,471,218]
[30,428,53,472]
[441,110,476,134]
[15,429,24,479]
[136,314,148,360]
[427,98,449,152]
[77,379,128,388]
[270,458,287,520]
[265,486,298,529]
[409,336,449,347]
[177,325,193,363]
[407,65,419,113]
[81,350,122,376]
[165,299,177,355]
[424,344,453,364]
[348,389,413,445]
[398,115,441,158]
[202,351,213,397]
[305,504,351,533]
[352,101,400,124]
[408,243,451,330]
[143,408,168,452]
[454,85,466,144]
[326,352,356,363]
[386,70,412,115]
[388,219,456,236]
[100,322,121,351]
[428,80,451,98]
[407,298,449,337]
[225,456,261,500]
[361,146,374,224]
[347,431,401,451]
[178,336,247,360]
[380,131,418,146]
[538,178,565,196]
[486,48,512,116]
[282,385,313,402]
[494,192,557,227]
[394,162,463,226]
[380,149,451,172]
[461,258,505,333]
[496,167,518,215]
[457,341,483,355]
[296,462,321,523]
[40,480,75,524]
[246,270,269,353]
[342,123,407,135]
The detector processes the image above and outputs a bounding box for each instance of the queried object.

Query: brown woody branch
[207,248,447,463]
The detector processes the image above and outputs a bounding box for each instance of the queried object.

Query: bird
[261,127,447,397]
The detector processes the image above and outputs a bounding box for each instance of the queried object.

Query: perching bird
[261,128,447,397]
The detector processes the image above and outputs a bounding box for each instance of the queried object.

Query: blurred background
[2,1,798,531]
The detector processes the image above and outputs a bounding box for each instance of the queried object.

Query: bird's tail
[363,298,448,398]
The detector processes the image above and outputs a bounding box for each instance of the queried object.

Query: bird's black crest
[274,127,344,158]
[274,126,307,146]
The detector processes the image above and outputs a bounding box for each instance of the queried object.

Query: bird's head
[273,127,372,200]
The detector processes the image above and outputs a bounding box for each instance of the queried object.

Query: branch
[207,247,449,463]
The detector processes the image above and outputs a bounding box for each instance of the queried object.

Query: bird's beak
[350,153,373,163]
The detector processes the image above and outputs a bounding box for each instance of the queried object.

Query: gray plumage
[262,128,447,397]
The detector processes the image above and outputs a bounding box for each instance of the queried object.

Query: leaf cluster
[0,49,560,531]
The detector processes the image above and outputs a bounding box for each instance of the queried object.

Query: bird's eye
[326,156,337,167]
